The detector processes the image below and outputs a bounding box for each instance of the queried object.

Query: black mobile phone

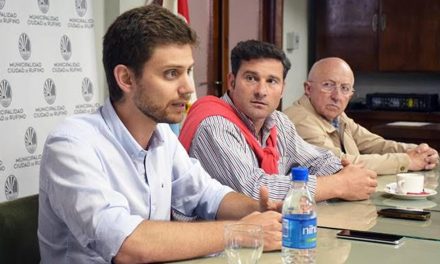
[377,208,431,221]
[336,229,403,245]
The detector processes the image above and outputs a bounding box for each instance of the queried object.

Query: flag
[161,0,197,135]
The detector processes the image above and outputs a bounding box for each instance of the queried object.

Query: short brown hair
[231,40,291,79]
[103,4,197,102]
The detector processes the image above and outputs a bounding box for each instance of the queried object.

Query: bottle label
[282,214,317,249]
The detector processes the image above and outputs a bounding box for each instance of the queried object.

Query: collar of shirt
[331,118,339,129]
[221,93,276,143]
[101,98,165,159]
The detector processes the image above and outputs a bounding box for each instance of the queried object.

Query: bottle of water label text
[282,214,317,249]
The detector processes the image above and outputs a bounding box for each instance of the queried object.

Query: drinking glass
[224,223,263,264]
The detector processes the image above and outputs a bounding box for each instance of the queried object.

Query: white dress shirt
[38,98,232,263]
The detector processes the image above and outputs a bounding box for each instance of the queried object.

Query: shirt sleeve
[170,139,234,220]
[280,113,343,186]
[343,116,416,174]
[346,116,417,154]
[40,134,143,262]
[290,108,415,175]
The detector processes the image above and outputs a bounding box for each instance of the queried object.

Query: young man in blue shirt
[38,5,282,263]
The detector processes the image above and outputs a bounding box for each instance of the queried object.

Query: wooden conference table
[170,167,440,264]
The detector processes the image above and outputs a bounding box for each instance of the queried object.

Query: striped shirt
[186,94,343,200]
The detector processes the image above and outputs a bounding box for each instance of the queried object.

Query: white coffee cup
[396,173,424,194]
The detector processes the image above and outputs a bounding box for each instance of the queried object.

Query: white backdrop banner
[0,0,100,202]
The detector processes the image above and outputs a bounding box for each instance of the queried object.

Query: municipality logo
[19,33,31,61]
[75,0,87,17]
[24,127,37,154]
[38,0,50,14]
[60,35,72,61]
[0,79,12,108]
[0,0,5,10]
[5,175,18,201]
[43,78,56,105]
[81,77,93,102]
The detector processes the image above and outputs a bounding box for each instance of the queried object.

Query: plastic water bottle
[282,167,317,264]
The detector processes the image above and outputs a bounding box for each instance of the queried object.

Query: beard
[132,83,186,124]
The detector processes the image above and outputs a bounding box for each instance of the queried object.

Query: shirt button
[400,166,405,171]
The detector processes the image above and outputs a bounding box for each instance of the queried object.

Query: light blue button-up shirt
[38,98,233,263]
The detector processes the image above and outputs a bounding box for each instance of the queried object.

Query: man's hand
[341,158,351,167]
[341,157,365,168]
[240,211,282,251]
[407,143,439,171]
[259,186,283,213]
[336,164,377,201]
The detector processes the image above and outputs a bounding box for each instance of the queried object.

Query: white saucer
[384,182,437,200]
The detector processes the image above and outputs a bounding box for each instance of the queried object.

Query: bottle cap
[291,167,308,181]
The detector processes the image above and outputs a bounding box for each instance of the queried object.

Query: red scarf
[179,96,279,174]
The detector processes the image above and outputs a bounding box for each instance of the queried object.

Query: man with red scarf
[179,40,377,201]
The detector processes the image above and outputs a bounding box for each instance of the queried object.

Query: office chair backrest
[0,195,40,263]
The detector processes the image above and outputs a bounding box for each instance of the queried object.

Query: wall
[119,0,146,13]
[282,0,309,110]
[99,0,147,100]
[188,0,210,97]
[229,0,260,54]
[0,0,104,201]
[0,0,188,202]
[93,0,106,102]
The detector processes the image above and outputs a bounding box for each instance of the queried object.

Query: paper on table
[386,121,431,127]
